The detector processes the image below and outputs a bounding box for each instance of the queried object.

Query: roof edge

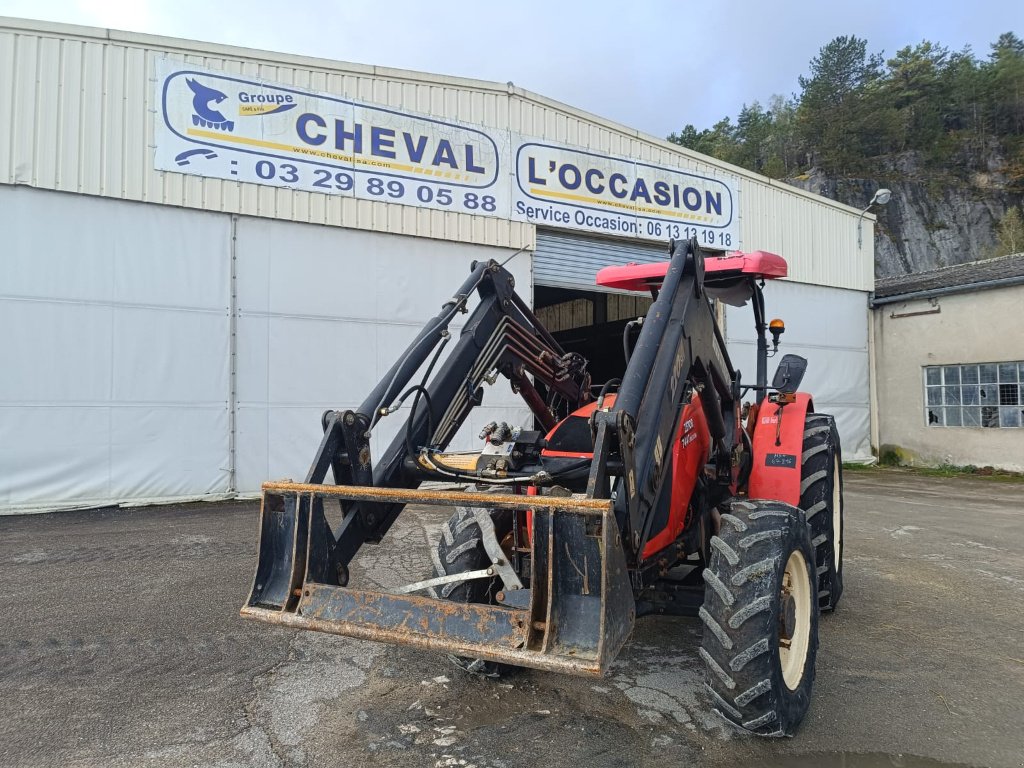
[0,15,870,218]
[871,274,1024,306]
[0,16,511,92]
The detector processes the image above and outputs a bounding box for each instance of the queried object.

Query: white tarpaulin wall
[232,218,532,492]
[1,183,868,512]
[724,280,872,459]
[0,186,232,511]
[1,186,531,513]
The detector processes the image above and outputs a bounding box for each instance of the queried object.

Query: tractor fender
[747,392,814,506]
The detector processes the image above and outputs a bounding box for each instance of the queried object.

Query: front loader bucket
[241,482,635,676]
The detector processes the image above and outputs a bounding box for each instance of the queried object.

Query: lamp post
[857,188,892,249]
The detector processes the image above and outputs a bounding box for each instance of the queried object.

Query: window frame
[923,361,1024,429]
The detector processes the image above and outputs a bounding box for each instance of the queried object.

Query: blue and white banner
[155,59,508,217]
[511,140,738,248]
[154,59,740,246]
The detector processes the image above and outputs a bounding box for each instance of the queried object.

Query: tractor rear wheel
[800,413,844,611]
[699,499,820,736]
[430,505,513,678]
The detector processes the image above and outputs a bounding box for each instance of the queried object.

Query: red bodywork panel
[747,392,813,506]
[641,393,711,559]
[540,396,616,459]
[531,394,712,560]
[595,250,788,293]
[527,396,623,540]
[527,392,811,554]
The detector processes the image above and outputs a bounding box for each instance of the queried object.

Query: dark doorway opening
[534,285,654,393]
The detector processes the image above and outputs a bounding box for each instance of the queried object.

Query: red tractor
[242,238,844,736]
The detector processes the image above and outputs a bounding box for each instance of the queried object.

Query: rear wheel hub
[779,549,812,690]
[779,592,797,640]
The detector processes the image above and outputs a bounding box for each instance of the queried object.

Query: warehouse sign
[155,60,506,215]
[511,142,736,248]
[154,59,739,246]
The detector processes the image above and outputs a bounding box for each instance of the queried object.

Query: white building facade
[0,18,875,512]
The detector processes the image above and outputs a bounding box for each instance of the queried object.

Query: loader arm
[589,238,740,568]
[248,258,592,610]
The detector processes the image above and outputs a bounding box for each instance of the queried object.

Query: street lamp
[857,188,892,249]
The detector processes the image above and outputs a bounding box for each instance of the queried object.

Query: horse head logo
[186,78,235,131]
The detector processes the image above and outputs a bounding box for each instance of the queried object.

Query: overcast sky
[1,1,1019,137]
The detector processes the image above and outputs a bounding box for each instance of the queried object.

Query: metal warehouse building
[0,18,876,512]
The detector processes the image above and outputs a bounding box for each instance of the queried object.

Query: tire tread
[699,499,820,737]
[799,415,844,611]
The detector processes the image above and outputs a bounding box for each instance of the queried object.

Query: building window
[925,362,1024,428]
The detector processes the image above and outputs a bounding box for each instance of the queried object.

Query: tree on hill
[667,31,1024,185]
[797,35,884,170]
[994,205,1024,256]
[989,33,1024,135]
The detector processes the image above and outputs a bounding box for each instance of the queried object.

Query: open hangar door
[533,230,671,392]
[531,231,871,460]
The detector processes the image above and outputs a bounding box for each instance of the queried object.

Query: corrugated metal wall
[0,20,529,250]
[0,17,873,292]
[738,181,874,296]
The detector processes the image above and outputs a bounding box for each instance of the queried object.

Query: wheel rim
[779,549,812,690]
[832,458,842,571]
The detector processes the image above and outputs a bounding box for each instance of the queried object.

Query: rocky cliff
[787,149,1023,278]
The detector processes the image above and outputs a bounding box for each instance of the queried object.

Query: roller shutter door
[534,230,669,291]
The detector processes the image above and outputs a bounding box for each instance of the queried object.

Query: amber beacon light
[769,318,785,352]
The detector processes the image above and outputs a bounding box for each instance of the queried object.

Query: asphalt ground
[1,470,1022,768]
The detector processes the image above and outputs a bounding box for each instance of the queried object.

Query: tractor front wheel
[699,499,820,736]
[800,413,844,611]
[430,505,513,678]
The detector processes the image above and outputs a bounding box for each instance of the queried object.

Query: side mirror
[772,354,808,393]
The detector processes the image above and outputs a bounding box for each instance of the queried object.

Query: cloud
[0,0,1017,137]
[72,0,159,31]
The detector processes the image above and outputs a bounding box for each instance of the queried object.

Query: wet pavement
[1,470,1022,767]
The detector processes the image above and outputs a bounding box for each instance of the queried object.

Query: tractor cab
[596,250,791,404]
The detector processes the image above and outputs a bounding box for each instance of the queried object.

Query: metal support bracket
[394,568,495,595]
[473,507,524,592]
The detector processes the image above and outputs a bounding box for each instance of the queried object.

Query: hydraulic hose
[359,261,489,423]
[622,318,643,364]
[597,378,621,410]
